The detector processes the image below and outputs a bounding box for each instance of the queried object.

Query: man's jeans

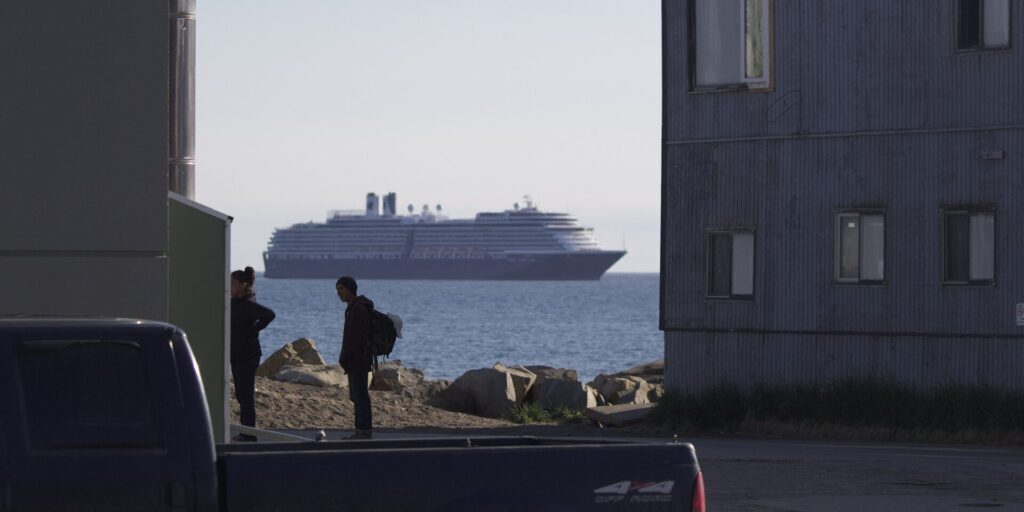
[348,369,372,431]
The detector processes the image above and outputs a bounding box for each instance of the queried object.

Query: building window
[834,212,885,283]
[958,0,1011,50]
[943,210,995,284]
[693,0,772,90]
[707,230,755,299]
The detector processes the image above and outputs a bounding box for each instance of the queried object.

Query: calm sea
[253,273,662,383]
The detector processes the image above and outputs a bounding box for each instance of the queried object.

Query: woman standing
[230,266,275,442]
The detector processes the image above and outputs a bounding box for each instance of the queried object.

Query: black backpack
[367,308,401,369]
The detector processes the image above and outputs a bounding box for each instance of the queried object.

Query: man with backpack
[336,276,374,439]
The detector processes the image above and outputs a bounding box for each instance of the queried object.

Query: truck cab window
[16,341,161,450]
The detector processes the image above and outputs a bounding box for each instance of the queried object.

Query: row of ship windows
[270,244,574,251]
[271,241,590,247]
[266,253,496,260]
[273,233,591,240]
[309,225,573,232]
[706,208,997,300]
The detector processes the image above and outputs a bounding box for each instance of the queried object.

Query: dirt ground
[228,376,672,439]
[232,376,543,431]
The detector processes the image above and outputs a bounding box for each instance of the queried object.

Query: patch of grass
[650,378,1024,442]
[549,406,587,424]
[506,402,552,424]
[506,403,588,424]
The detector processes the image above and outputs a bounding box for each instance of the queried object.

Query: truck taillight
[690,471,705,512]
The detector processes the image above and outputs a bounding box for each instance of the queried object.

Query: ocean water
[253,273,662,383]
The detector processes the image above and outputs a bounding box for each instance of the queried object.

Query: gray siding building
[1,1,233,440]
[661,0,1024,391]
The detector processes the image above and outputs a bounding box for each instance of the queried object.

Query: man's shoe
[345,430,372,440]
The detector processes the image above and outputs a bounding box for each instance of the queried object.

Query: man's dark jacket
[230,296,276,363]
[340,295,374,373]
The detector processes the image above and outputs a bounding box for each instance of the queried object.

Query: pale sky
[196,0,661,273]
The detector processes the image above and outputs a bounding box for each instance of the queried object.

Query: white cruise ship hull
[263,251,626,280]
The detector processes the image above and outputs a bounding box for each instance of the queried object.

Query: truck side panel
[219,442,699,512]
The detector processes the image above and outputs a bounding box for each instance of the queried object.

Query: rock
[256,344,301,377]
[587,361,666,403]
[619,360,664,377]
[524,366,578,382]
[431,368,517,418]
[292,338,327,366]
[615,360,665,385]
[430,364,537,417]
[256,338,327,377]
[399,379,451,401]
[615,379,652,406]
[273,365,348,388]
[493,363,537,402]
[531,379,600,410]
[589,375,652,406]
[370,361,425,391]
[585,403,655,427]
[647,384,665,403]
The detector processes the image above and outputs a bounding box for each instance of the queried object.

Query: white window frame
[706,229,756,300]
[692,0,773,91]
[833,211,886,284]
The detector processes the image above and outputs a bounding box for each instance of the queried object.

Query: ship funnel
[383,192,397,217]
[366,193,380,218]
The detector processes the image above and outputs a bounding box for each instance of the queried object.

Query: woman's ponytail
[231,267,257,298]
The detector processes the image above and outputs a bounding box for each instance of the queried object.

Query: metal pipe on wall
[169,0,196,199]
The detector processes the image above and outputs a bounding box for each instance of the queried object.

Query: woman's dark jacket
[230,296,276,363]
[340,295,374,373]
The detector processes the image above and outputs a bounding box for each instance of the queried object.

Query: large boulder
[370,361,425,391]
[587,360,666,404]
[648,384,665,403]
[256,344,301,377]
[588,375,652,406]
[524,366,578,382]
[493,363,537,402]
[617,360,665,385]
[399,379,451,402]
[431,367,523,418]
[291,338,327,366]
[256,338,327,377]
[273,365,348,388]
[531,379,600,410]
[614,378,653,406]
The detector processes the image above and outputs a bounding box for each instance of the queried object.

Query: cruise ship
[263,193,626,280]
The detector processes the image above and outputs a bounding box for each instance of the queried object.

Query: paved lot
[690,436,1024,511]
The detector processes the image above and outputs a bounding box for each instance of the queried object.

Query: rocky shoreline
[231,338,665,432]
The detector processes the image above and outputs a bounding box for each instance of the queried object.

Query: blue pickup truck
[0,318,705,511]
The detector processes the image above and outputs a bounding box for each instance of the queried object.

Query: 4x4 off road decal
[594,480,675,504]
